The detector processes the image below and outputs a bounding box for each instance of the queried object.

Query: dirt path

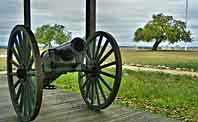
[123,65,198,77]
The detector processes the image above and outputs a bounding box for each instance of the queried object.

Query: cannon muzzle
[52,37,86,61]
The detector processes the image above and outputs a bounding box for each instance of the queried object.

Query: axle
[41,37,86,86]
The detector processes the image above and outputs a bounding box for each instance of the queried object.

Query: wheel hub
[17,68,26,79]
[87,63,100,79]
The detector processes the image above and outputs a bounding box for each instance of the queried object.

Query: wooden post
[24,0,31,29]
[86,0,96,39]
[185,0,188,27]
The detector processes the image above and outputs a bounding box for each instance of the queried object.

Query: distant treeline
[1,45,198,49]
[0,46,7,49]
[120,46,198,49]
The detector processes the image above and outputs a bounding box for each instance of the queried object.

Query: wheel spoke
[95,35,103,59]
[95,80,101,106]
[8,59,19,68]
[27,49,31,64]
[96,79,107,101]
[99,49,113,65]
[13,38,22,59]
[25,48,31,66]
[17,32,25,62]
[14,80,21,88]
[29,78,36,104]
[82,79,89,89]
[27,97,32,116]
[100,71,116,79]
[85,80,91,98]
[91,81,94,104]
[24,80,32,116]
[17,32,23,46]
[23,85,28,116]
[81,73,86,79]
[98,40,109,61]
[28,56,34,69]
[99,75,113,92]
[100,61,116,69]
[11,48,21,64]
[24,36,31,66]
[31,76,37,91]
[24,52,28,66]
[26,82,33,115]
[16,84,23,101]
[19,86,24,113]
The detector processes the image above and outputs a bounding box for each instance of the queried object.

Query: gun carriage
[7,0,122,121]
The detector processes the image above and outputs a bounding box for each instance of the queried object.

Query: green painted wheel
[7,25,43,122]
[79,31,122,110]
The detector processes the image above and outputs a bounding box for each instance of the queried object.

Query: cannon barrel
[52,37,85,61]
[41,37,85,86]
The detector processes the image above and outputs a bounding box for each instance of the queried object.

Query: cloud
[0,0,198,46]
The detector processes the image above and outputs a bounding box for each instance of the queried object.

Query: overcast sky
[0,0,197,47]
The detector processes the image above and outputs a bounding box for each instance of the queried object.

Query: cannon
[42,37,86,86]
[7,0,122,122]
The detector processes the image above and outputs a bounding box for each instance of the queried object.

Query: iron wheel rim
[79,31,122,110]
[7,25,43,121]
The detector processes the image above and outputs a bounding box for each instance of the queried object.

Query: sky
[0,0,198,47]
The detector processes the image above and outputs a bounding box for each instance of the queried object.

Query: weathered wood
[86,0,96,39]
[24,0,31,28]
[0,77,177,122]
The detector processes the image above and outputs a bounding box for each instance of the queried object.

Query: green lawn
[0,48,7,71]
[0,57,6,71]
[121,48,198,71]
[54,70,198,122]
[1,47,198,121]
[1,48,198,71]
[0,48,7,55]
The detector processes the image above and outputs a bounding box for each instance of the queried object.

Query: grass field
[0,48,7,55]
[1,48,198,71]
[0,48,6,71]
[54,70,198,122]
[0,57,6,71]
[121,48,198,71]
[1,47,198,121]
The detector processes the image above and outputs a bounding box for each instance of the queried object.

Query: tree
[134,13,192,51]
[35,24,71,48]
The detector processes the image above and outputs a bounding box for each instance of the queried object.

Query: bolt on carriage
[7,0,122,121]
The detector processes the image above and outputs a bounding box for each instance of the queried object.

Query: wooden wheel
[7,25,43,121]
[79,31,122,110]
